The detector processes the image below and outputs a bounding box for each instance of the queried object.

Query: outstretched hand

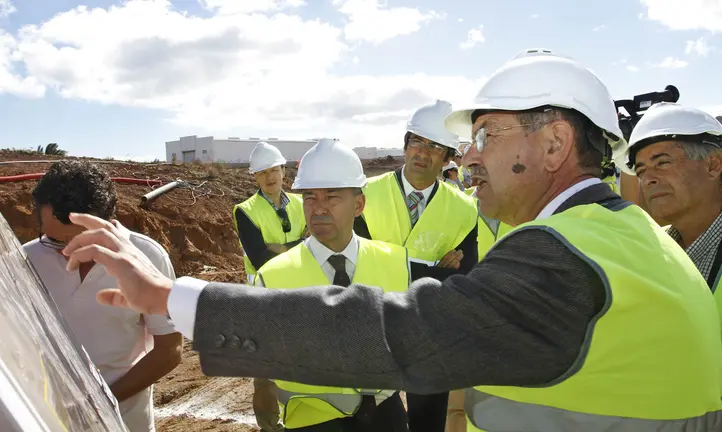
[62,213,174,316]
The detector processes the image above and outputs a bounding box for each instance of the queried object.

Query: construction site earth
[0,149,404,432]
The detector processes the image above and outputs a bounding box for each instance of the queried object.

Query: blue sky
[0,0,720,160]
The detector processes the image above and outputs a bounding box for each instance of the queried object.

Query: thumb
[97,289,131,309]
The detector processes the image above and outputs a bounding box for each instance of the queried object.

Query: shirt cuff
[167,276,209,340]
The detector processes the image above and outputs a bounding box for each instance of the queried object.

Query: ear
[706,152,722,181]
[538,121,575,173]
[354,193,366,217]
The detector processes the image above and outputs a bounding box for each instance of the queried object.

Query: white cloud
[0,30,45,98]
[198,0,305,15]
[641,0,722,32]
[460,25,485,50]
[655,56,689,68]
[626,65,639,72]
[685,37,713,56]
[592,24,607,32]
[530,14,539,19]
[334,0,441,44]
[457,18,463,22]
[0,0,15,18]
[9,0,484,149]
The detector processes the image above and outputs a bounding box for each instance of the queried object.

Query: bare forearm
[110,343,182,402]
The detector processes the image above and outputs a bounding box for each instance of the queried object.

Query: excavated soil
[0,150,403,431]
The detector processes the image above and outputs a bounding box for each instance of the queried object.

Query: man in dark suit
[62,49,722,432]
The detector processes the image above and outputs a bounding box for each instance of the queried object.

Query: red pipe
[0,172,163,185]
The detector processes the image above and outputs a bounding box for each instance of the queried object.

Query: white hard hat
[442,161,459,172]
[618,102,722,174]
[249,141,286,174]
[407,100,461,150]
[292,138,367,189]
[444,48,624,157]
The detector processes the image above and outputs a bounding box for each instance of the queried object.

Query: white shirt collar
[304,233,359,266]
[401,165,435,201]
[536,178,602,220]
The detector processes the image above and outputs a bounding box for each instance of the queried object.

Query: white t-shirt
[24,231,177,432]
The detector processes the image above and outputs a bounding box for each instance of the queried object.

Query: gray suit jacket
[193,184,617,394]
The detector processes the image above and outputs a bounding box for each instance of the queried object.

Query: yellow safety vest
[465,186,514,259]
[232,192,305,279]
[257,238,410,429]
[466,201,722,431]
[361,172,478,262]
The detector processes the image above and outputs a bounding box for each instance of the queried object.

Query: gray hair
[676,141,722,161]
[516,108,604,175]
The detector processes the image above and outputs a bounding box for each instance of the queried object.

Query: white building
[165,136,322,164]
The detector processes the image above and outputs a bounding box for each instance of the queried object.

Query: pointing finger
[69,213,117,232]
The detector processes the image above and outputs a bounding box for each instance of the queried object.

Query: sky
[0,0,720,161]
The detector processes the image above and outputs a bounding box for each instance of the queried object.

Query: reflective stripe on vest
[466,202,722,431]
[361,172,478,261]
[232,192,305,277]
[257,238,410,429]
[465,390,722,432]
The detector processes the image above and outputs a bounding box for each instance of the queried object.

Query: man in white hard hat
[353,99,479,432]
[232,141,306,432]
[618,102,722,339]
[61,49,722,432]
[255,138,410,432]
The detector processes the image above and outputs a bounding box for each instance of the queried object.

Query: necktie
[327,254,351,286]
[407,191,424,226]
[326,254,377,423]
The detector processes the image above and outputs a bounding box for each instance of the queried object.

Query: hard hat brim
[292,177,368,190]
[249,160,286,174]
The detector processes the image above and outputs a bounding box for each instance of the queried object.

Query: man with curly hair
[23,160,183,432]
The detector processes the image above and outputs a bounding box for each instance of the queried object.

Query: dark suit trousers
[406,392,448,432]
[284,392,408,432]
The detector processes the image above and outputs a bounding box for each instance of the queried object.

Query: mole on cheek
[512,154,526,174]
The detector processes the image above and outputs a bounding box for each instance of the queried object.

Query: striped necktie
[407,191,424,226]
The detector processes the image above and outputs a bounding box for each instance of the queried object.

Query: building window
[202,150,207,154]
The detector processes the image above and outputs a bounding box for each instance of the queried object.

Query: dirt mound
[0,150,403,431]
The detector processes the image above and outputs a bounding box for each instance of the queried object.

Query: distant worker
[619,102,722,337]
[441,161,465,191]
[232,141,307,432]
[353,100,480,432]
[233,141,307,284]
[24,160,182,432]
[256,138,410,432]
[456,141,473,189]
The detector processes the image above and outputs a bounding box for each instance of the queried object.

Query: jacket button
[227,335,242,349]
[213,334,226,348]
[242,339,257,353]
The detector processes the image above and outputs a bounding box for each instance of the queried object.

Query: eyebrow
[635,152,671,167]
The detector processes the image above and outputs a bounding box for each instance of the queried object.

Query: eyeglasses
[276,208,291,233]
[408,138,447,155]
[473,124,534,152]
[39,234,66,250]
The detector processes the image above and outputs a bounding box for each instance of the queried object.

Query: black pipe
[140,181,182,208]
